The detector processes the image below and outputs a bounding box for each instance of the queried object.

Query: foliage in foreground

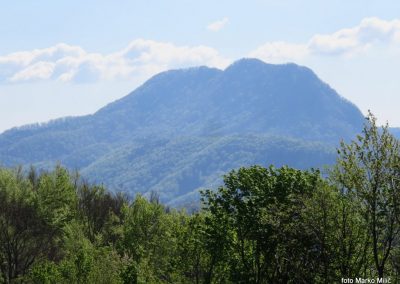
[0,112,399,283]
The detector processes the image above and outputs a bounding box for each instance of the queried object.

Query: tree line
[1,112,400,283]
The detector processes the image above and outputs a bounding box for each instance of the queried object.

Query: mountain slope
[79,135,335,205]
[0,58,365,204]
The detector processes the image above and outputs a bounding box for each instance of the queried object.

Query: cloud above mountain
[0,40,230,83]
[1,17,400,83]
[250,17,400,62]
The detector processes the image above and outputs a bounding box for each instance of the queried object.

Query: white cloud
[309,17,400,56]
[2,17,400,84]
[10,61,55,82]
[207,17,229,32]
[249,42,309,63]
[250,17,400,62]
[0,40,230,83]
[309,28,360,55]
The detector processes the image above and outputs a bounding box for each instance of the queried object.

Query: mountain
[391,128,400,139]
[0,58,365,205]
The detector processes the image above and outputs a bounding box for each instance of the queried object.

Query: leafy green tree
[202,165,324,283]
[303,181,371,282]
[28,221,127,284]
[36,165,78,231]
[120,195,182,283]
[175,211,230,284]
[0,168,57,282]
[77,182,127,244]
[333,112,400,278]
[28,261,63,284]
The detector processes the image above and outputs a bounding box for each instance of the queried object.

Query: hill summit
[0,58,365,205]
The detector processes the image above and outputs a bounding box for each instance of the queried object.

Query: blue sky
[1,0,400,132]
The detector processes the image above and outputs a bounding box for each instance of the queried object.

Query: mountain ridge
[0,58,366,204]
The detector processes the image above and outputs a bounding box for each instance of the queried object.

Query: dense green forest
[1,113,400,283]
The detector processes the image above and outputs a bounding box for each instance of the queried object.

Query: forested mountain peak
[92,58,364,142]
[0,58,365,204]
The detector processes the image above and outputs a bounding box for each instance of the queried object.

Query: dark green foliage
[77,183,127,244]
[0,167,130,283]
[201,166,326,282]
[0,168,58,282]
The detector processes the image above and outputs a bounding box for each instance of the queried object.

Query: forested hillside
[1,113,399,283]
[0,59,365,204]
